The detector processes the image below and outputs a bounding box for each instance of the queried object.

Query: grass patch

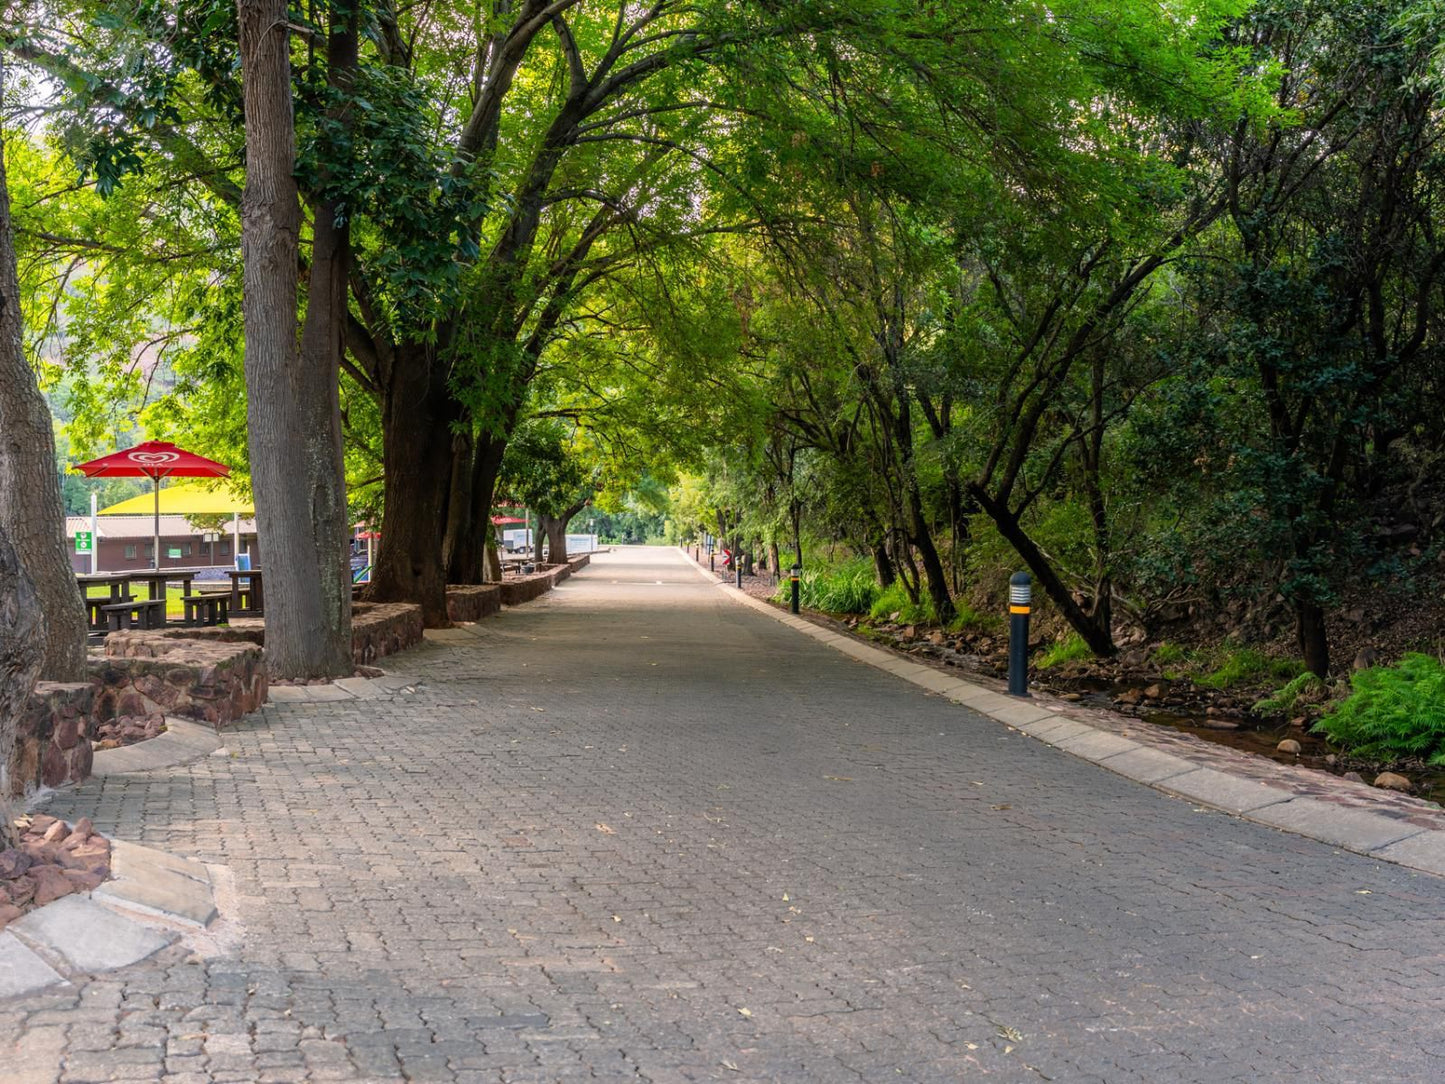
[1038,633,1092,668]
[867,581,934,626]
[1196,648,1303,690]
[1153,641,1189,665]
[1311,653,1445,764]
[948,603,1001,634]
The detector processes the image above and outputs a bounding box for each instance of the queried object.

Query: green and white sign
[167,546,183,559]
[74,531,93,554]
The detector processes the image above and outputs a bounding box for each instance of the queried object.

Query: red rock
[42,820,70,844]
[0,903,22,929]
[0,849,31,880]
[61,868,104,892]
[55,713,82,750]
[28,814,57,835]
[71,818,94,841]
[30,865,76,905]
[8,875,35,907]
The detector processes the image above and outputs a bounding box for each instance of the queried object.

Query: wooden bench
[181,593,230,627]
[84,593,133,632]
[101,598,168,632]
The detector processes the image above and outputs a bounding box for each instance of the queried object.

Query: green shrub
[1252,671,1324,716]
[1312,653,1445,764]
[1038,633,1092,668]
[1197,648,1303,689]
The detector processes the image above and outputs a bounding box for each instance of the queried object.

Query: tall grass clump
[772,560,878,615]
[1252,671,1325,716]
[1311,653,1445,764]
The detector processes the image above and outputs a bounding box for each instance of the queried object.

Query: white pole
[232,511,240,567]
[152,476,161,570]
[89,490,98,574]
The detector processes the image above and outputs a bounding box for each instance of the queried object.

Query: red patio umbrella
[491,516,528,525]
[72,441,231,571]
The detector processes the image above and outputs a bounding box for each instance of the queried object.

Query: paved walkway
[7,547,1445,1083]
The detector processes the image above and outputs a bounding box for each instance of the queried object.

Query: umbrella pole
[153,475,161,570]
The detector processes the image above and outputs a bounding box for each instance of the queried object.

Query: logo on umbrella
[127,451,181,466]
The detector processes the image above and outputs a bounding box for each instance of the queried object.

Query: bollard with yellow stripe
[1008,571,1032,696]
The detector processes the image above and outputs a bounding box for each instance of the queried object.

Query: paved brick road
[6,546,1445,1083]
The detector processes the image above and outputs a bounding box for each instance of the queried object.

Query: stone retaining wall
[153,603,423,666]
[8,683,96,799]
[446,585,501,623]
[498,566,562,606]
[351,602,424,665]
[97,633,267,729]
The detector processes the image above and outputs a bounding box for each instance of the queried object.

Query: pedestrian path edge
[684,549,1445,879]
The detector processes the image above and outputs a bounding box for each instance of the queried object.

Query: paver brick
[3,547,1444,1082]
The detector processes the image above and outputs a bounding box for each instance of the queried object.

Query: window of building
[220,542,231,556]
[144,543,154,558]
[124,544,137,559]
[183,542,193,556]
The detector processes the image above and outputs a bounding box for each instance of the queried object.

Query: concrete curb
[686,549,1445,878]
[92,718,222,776]
[0,837,220,1000]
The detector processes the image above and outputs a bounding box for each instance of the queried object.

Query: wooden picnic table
[125,569,198,603]
[76,573,134,632]
[75,573,131,601]
[225,568,264,616]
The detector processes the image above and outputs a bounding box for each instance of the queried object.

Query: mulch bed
[0,815,111,930]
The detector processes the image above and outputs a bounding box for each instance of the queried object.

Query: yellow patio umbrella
[97,480,252,516]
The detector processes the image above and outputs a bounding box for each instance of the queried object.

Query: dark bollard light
[790,566,801,614]
[1008,571,1031,697]
[709,551,715,572]
[736,558,744,589]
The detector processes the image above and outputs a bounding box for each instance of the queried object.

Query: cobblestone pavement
[7,547,1445,1083]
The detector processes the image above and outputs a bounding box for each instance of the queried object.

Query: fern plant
[1311,653,1445,764]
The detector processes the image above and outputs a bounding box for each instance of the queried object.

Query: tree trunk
[539,514,564,564]
[367,344,457,626]
[1296,600,1330,679]
[971,483,1115,656]
[0,78,87,682]
[768,541,780,582]
[908,487,955,625]
[871,540,895,587]
[441,432,475,583]
[0,525,42,835]
[484,533,502,582]
[449,434,506,583]
[237,0,353,678]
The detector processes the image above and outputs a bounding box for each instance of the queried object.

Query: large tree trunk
[1296,600,1330,679]
[540,498,587,565]
[441,432,475,582]
[0,78,87,682]
[0,526,42,837]
[447,434,506,584]
[367,343,456,626]
[907,486,955,625]
[237,0,353,678]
